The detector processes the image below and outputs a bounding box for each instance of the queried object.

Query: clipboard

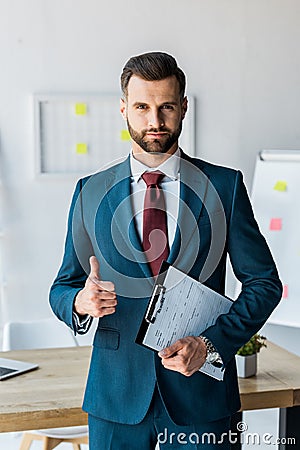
[136,262,233,380]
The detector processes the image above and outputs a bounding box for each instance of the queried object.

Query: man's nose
[148,109,164,129]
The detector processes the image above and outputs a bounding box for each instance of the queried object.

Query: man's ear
[120,98,127,120]
[181,96,188,119]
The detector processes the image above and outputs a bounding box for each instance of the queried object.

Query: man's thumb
[158,340,181,358]
[89,256,100,281]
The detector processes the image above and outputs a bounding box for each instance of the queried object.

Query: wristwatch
[200,336,223,366]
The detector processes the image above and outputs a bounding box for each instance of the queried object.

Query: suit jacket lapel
[104,152,209,278]
[105,156,153,280]
[168,152,209,268]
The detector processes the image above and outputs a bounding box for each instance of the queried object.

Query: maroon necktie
[142,171,169,277]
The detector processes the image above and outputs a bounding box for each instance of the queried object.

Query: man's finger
[89,256,101,282]
[96,280,115,292]
[88,256,116,293]
[89,255,100,279]
[158,339,183,358]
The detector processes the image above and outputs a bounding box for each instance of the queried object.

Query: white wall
[1,0,300,350]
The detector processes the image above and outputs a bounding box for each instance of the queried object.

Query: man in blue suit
[50,52,282,449]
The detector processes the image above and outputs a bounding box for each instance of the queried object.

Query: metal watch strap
[200,335,217,353]
[200,335,223,366]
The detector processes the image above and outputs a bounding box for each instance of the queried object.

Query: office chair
[2,317,89,450]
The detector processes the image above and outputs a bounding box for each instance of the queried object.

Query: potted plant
[236,334,267,378]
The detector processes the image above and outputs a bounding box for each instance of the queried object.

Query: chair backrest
[2,317,78,351]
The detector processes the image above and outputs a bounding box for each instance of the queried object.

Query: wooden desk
[1,342,300,435]
[238,342,300,449]
[239,341,300,410]
[0,346,90,433]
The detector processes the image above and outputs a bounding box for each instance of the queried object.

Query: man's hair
[120,51,186,100]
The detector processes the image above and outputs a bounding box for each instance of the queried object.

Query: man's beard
[127,119,182,154]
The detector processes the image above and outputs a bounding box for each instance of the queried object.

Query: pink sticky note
[269,218,282,231]
[282,285,288,299]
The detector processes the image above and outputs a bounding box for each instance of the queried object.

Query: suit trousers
[88,386,231,449]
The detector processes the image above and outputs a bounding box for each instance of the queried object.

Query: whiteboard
[34,94,196,176]
[251,150,300,327]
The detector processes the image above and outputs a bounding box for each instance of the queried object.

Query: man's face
[120,75,187,156]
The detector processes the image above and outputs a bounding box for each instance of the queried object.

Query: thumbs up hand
[74,256,117,318]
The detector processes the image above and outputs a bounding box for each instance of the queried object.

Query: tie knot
[142,171,165,187]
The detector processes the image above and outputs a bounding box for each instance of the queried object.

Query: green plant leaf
[237,334,267,356]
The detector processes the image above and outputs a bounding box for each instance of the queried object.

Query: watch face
[206,352,219,364]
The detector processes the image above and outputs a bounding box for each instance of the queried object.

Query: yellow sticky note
[75,103,87,115]
[76,143,88,154]
[274,180,287,192]
[120,129,131,141]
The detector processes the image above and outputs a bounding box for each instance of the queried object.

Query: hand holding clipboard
[136,262,233,380]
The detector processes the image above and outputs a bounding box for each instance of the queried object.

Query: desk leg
[279,406,300,449]
[230,411,242,450]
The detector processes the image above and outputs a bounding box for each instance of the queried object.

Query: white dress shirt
[130,148,181,247]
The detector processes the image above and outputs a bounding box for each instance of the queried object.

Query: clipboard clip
[145,284,166,324]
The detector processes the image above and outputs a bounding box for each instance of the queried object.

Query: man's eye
[162,105,174,110]
[137,105,147,110]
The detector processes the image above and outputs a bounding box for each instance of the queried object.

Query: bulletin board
[34,94,195,176]
[251,150,300,327]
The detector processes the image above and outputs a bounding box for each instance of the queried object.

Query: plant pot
[236,354,257,378]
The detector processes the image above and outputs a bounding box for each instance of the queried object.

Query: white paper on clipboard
[136,264,233,381]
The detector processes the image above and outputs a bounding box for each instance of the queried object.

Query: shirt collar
[130,147,181,183]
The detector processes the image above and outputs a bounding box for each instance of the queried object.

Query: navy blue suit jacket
[50,151,282,425]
